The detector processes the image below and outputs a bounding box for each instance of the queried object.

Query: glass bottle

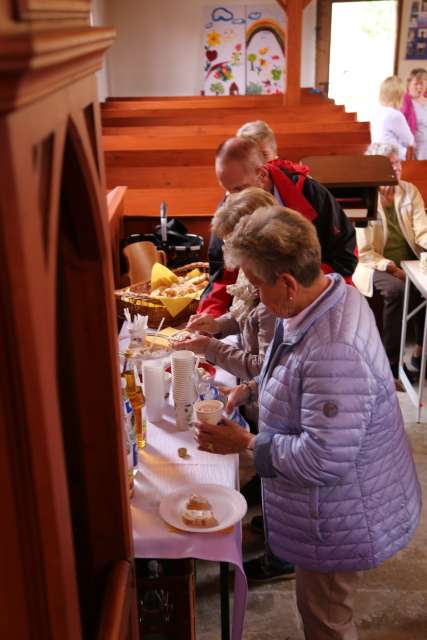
[121,377,137,491]
[124,368,147,451]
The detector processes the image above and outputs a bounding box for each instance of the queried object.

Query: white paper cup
[420,252,427,272]
[194,399,224,425]
[143,362,165,422]
[174,400,194,431]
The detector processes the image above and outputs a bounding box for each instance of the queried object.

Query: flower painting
[203,5,246,96]
[202,5,286,95]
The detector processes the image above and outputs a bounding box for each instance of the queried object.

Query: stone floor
[195,391,427,639]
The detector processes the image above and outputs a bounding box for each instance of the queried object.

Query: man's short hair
[215,136,265,170]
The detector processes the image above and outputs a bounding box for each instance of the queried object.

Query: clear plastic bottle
[121,377,137,490]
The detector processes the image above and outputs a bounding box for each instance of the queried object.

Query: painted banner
[245,5,286,95]
[203,6,246,96]
[405,1,427,60]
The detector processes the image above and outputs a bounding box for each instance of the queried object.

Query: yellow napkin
[150,264,202,318]
[151,263,179,289]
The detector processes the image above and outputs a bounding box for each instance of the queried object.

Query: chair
[123,241,167,284]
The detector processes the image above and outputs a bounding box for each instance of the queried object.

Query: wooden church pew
[103,120,369,137]
[401,160,427,205]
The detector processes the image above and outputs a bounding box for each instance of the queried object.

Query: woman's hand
[173,334,211,354]
[186,313,219,335]
[379,186,395,209]
[217,384,251,413]
[386,261,406,281]
[194,416,253,454]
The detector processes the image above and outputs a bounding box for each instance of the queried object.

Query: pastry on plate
[186,494,211,510]
[181,494,218,528]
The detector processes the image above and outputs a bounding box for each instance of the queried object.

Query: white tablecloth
[122,324,248,640]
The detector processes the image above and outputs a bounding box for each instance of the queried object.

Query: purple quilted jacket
[253,274,421,572]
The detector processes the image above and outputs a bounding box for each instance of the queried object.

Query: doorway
[318,0,399,122]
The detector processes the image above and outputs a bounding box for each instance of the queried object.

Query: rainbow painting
[245,6,286,95]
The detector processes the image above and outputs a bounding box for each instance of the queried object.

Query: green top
[383,203,414,266]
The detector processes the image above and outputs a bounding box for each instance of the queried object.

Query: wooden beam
[285,0,303,105]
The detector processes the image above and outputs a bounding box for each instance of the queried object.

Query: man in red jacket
[198,136,357,316]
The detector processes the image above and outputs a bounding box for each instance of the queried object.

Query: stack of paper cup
[171,350,196,430]
[143,362,165,422]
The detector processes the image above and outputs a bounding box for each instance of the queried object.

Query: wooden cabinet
[0,4,138,639]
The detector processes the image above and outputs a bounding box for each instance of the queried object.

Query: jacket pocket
[309,486,323,541]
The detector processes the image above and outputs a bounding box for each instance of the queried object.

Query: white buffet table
[119,326,248,640]
[399,260,427,422]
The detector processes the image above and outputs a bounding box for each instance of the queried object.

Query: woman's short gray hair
[224,205,321,286]
[365,142,400,158]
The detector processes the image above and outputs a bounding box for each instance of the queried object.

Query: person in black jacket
[198,136,357,317]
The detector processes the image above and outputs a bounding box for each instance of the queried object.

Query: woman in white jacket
[353,142,427,383]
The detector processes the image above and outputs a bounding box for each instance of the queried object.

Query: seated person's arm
[409,184,427,248]
[355,225,392,271]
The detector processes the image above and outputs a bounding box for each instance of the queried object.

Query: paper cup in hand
[194,399,224,425]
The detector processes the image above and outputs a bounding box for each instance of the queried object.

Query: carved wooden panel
[0,12,137,640]
[13,0,90,21]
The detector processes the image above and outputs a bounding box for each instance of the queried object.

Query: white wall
[91,0,110,102]
[105,0,317,96]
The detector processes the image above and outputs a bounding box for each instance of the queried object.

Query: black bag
[122,219,204,269]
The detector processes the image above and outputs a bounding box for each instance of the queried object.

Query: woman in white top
[371,76,414,160]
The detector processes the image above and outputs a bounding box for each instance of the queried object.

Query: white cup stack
[171,350,196,430]
[143,362,165,422]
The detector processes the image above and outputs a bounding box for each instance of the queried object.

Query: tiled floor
[196,390,427,639]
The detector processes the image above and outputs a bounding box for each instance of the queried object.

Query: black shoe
[410,355,421,372]
[243,554,295,583]
[250,515,264,535]
[390,362,418,384]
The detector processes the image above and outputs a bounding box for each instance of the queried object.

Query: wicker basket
[115,262,209,328]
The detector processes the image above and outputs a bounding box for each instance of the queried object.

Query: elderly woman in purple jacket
[195,205,421,639]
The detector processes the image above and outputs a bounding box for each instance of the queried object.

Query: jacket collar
[281,274,346,347]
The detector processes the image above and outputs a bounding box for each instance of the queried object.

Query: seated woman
[371,76,414,160]
[236,120,279,161]
[174,187,277,427]
[401,67,427,160]
[353,142,427,385]
[194,204,421,639]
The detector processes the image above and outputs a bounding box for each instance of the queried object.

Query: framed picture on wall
[405,1,427,60]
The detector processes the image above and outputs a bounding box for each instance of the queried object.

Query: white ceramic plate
[159,483,247,533]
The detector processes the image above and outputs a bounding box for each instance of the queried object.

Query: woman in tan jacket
[353,142,427,383]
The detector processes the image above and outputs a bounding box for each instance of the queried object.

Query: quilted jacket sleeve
[255,342,377,486]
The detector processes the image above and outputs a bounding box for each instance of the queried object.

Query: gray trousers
[373,270,423,362]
